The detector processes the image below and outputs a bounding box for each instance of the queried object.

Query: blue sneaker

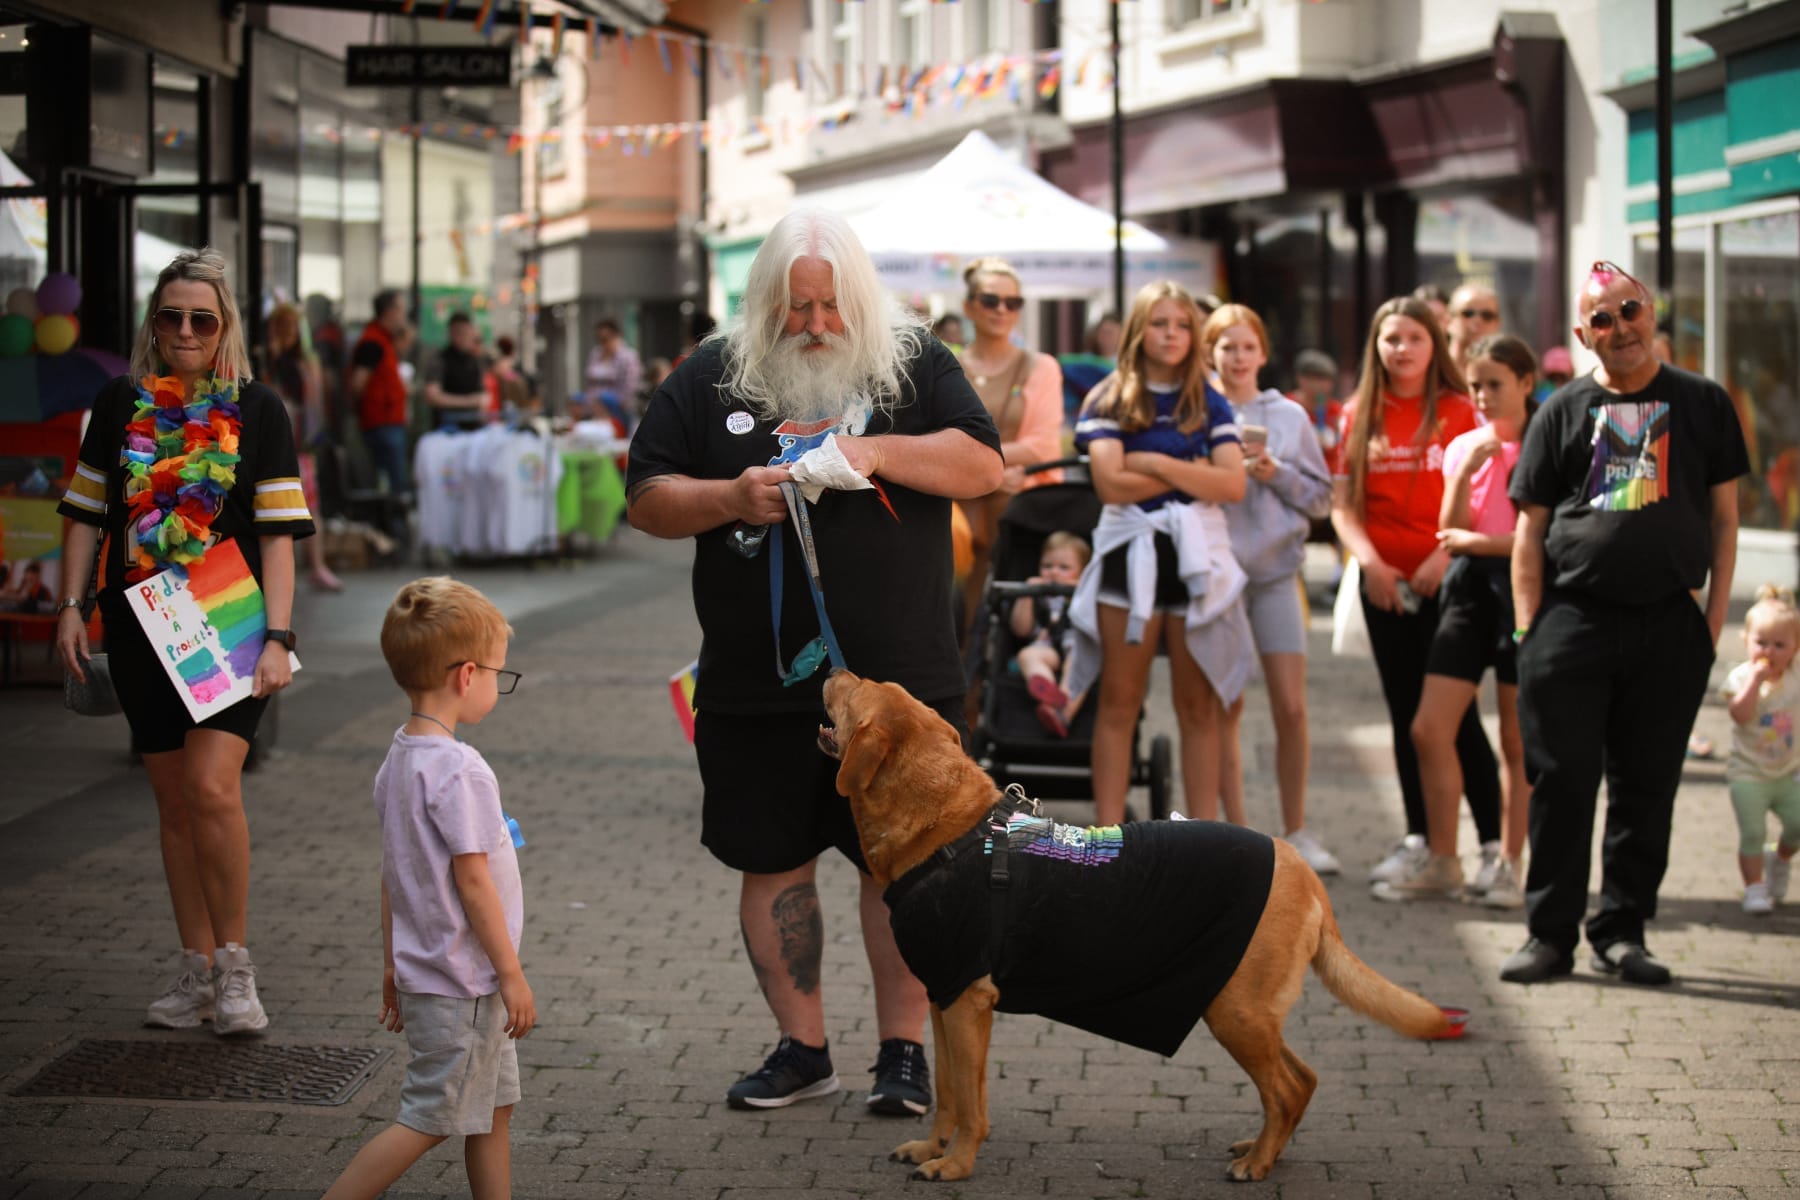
[866,1037,931,1116]
[726,1036,840,1109]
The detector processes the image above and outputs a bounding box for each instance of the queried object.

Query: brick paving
[0,531,1793,1199]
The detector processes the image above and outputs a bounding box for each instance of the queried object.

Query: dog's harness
[885,783,1039,959]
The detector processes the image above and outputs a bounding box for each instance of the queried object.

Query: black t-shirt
[884,813,1274,1058]
[1510,364,1748,606]
[350,338,384,371]
[627,336,1001,714]
[57,376,315,596]
[430,345,487,428]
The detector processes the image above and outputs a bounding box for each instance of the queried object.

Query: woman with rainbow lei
[54,248,315,1037]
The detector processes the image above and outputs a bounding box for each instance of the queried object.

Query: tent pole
[1110,0,1124,320]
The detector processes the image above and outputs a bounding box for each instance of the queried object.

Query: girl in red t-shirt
[1330,295,1501,888]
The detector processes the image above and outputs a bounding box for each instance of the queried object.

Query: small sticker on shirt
[727,411,754,435]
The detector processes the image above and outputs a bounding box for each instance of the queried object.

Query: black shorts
[694,695,968,875]
[99,590,270,755]
[1425,558,1517,686]
[1098,532,1190,609]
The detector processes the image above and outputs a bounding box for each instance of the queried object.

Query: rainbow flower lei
[121,373,243,582]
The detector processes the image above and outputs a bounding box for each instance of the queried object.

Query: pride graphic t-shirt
[1511,365,1748,606]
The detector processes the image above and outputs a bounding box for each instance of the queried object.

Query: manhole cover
[14,1039,391,1105]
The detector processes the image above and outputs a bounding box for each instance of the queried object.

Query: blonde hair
[381,577,514,693]
[1200,303,1270,365]
[1092,281,1212,435]
[1042,530,1092,568]
[1745,584,1800,641]
[130,247,253,383]
[962,256,1021,298]
[1342,295,1469,516]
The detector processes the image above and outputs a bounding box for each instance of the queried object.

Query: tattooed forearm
[625,475,671,509]
[740,916,773,994]
[771,883,823,995]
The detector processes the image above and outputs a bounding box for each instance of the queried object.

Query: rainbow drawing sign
[126,539,299,722]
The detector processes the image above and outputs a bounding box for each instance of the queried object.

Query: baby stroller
[965,458,1176,820]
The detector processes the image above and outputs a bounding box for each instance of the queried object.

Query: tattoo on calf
[771,883,823,995]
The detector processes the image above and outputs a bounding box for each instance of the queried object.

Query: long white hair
[717,208,923,418]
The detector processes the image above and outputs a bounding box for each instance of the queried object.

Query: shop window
[964,0,995,60]
[1414,191,1540,354]
[1721,209,1800,531]
[894,0,927,69]
[1631,227,1706,375]
[821,0,859,99]
[746,11,769,121]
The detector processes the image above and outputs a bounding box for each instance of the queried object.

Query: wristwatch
[55,597,82,615]
[264,628,298,652]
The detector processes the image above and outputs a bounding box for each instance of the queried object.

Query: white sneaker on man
[145,952,214,1029]
[1765,846,1791,902]
[1283,828,1342,876]
[1368,834,1427,884]
[211,943,269,1036]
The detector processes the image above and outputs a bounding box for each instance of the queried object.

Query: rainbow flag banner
[126,539,299,723]
[669,659,698,744]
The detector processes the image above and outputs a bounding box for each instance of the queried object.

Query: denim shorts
[396,991,521,1136]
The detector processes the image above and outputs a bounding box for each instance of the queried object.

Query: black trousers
[1361,594,1502,844]
[1515,590,1714,954]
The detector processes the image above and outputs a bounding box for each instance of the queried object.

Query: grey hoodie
[1223,389,1332,584]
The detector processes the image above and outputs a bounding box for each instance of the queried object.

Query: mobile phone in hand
[1240,424,1268,458]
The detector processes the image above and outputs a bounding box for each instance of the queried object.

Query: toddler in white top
[1721,584,1800,915]
[325,576,534,1200]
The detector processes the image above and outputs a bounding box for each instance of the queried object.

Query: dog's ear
[835,718,892,799]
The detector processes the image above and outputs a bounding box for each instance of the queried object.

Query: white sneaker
[145,952,214,1029]
[1474,858,1525,909]
[1766,846,1792,902]
[1370,853,1464,903]
[1743,881,1774,916]
[1466,840,1505,897]
[1368,834,1428,883]
[211,943,269,1036]
[1283,828,1342,876]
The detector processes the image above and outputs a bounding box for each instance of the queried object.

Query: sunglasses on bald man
[1585,260,1651,331]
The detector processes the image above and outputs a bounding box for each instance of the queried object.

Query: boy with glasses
[326,576,534,1199]
[1503,261,1748,987]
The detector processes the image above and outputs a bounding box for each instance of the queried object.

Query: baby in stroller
[1010,531,1092,737]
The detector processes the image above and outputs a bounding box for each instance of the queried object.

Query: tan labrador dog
[819,670,1460,1184]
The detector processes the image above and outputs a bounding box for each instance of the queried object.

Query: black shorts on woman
[1425,556,1517,686]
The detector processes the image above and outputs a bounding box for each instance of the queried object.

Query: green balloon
[0,312,32,357]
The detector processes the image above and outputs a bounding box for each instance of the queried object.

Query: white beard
[748,331,873,428]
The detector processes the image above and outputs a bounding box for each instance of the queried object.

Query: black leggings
[1361,594,1502,844]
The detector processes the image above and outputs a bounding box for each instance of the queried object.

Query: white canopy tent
[847,130,1218,299]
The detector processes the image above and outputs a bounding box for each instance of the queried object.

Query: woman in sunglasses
[952,256,1066,642]
[53,248,314,1037]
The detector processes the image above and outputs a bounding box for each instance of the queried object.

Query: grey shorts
[396,991,522,1137]
[1244,575,1307,657]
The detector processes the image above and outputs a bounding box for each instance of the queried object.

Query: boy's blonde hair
[1745,583,1800,641]
[1042,530,1093,568]
[381,577,514,693]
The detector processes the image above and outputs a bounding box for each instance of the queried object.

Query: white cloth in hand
[787,433,874,503]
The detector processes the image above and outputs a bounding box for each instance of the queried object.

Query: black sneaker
[1590,942,1672,986]
[866,1037,931,1116]
[725,1036,840,1110]
[1498,937,1574,983]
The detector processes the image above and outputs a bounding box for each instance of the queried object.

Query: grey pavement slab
[0,532,1793,1198]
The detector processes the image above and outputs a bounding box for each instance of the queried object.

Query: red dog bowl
[1430,1006,1470,1039]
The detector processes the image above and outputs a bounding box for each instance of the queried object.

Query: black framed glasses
[446,661,522,695]
[973,292,1024,312]
[1585,260,1652,332]
[152,307,222,338]
[1587,298,1645,332]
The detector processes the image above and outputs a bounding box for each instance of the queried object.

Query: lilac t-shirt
[1442,429,1520,537]
[374,731,523,998]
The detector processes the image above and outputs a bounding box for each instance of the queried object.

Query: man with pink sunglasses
[1501,262,1747,987]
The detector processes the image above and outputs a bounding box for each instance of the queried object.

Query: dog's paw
[1226,1153,1272,1182]
[890,1137,943,1166]
[911,1155,972,1182]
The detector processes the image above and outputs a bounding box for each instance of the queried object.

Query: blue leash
[769,480,846,685]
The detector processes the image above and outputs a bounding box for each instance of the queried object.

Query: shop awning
[255,0,667,36]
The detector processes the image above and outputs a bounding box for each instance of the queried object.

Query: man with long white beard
[627,209,1003,1115]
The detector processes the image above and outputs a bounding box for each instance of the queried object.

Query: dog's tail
[1310,900,1454,1040]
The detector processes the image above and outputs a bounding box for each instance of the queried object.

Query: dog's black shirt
[883,811,1274,1058]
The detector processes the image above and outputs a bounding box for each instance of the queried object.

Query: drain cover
[14,1039,391,1105]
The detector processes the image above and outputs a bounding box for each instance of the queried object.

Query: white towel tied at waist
[1064,502,1254,706]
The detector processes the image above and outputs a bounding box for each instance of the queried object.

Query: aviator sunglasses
[1585,260,1650,331]
[973,292,1025,312]
[153,307,222,338]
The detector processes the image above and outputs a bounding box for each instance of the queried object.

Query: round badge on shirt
[727,411,754,435]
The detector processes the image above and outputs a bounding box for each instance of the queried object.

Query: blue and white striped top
[1074,380,1241,512]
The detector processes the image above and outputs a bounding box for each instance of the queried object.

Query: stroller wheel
[1147,734,1174,820]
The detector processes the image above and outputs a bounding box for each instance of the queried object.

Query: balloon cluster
[0,273,83,358]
